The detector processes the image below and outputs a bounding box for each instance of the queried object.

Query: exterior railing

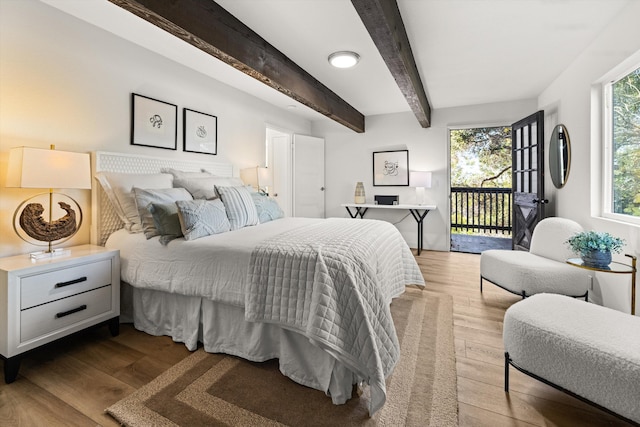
[451,187,512,235]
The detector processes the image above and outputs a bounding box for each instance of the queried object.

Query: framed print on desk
[183,108,217,155]
[130,93,177,150]
[373,149,409,186]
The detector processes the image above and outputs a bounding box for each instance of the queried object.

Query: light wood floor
[0,251,632,426]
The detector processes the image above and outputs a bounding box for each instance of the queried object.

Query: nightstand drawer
[21,285,112,342]
[21,259,112,309]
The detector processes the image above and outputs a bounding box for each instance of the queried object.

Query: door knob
[320,187,325,191]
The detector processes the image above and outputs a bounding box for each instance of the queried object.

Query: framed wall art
[131,93,177,150]
[373,149,409,186]
[183,108,217,155]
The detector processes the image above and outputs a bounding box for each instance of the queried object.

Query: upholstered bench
[503,294,640,425]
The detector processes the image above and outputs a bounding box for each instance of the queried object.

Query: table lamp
[409,171,432,205]
[240,166,273,194]
[6,145,91,258]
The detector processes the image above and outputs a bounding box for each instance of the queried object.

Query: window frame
[601,59,640,226]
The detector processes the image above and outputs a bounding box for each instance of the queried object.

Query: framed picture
[131,93,177,150]
[183,108,217,155]
[373,149,409,186]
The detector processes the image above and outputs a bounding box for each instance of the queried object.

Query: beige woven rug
[107,288,457,426]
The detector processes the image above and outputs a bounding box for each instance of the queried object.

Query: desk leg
[409,209,430,255]
[345,206,368,219]
[627,254,636,316]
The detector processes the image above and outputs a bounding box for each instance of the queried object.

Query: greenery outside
[612,66,640,218]
[450,127,512,236]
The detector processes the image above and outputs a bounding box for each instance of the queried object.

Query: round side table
[567,254,637,315]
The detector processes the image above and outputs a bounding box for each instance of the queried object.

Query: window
[603,64,640,225]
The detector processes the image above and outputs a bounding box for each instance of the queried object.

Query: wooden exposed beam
[351,0,431,128]
[108,0,365,133]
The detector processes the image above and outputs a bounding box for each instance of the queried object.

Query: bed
[92,151,425,415]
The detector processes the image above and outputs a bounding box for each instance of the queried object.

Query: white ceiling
[43,0,632,124]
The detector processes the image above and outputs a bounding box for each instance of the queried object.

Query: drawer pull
[55,277,87,288]
[55,305,87,318]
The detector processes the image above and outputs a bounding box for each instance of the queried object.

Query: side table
[566,254,637,315]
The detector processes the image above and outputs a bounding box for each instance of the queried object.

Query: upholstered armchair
[480,217,591,299]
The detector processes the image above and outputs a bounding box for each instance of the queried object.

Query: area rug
[106,288,457,426]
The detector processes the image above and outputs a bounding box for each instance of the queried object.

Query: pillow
[149,202,183,245]
[133,187,193,239]
[176,199,231,240]
[173,176,244,200]
[95,172,173,232]
[160,167,212,179]
[250,192,284,223]
[215,185,259,230]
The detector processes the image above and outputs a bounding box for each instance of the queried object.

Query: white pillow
[215,185,259,230]
[173,176,244,200]
[95,172,173,232]
[133,187,193,239]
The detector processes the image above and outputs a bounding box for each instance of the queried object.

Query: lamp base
[415,187,425,205]
[29,248,71,261]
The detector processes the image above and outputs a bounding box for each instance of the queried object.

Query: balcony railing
[451,187,512,235]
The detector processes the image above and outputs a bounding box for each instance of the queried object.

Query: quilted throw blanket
[245,218,425,415]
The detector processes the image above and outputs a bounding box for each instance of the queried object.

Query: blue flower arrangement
[565,230,625,256]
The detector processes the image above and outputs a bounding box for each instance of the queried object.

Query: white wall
[537,0,640,314]
[0,0,311,257]
[314,99,537,251]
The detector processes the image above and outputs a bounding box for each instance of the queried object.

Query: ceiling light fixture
[328,51,360,69]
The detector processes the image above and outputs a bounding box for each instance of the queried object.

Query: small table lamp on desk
[410,171,432,205]
[341,203,436,255]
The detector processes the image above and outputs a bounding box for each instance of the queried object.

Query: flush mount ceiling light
[328,51,360,68]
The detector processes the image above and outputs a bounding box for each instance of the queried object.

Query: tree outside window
[611,66,640,218]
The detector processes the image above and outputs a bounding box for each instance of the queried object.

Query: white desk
[341,203,437,255]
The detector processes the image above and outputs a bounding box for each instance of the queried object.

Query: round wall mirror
[549,124,571,188]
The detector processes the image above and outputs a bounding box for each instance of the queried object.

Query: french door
[511,111,546,251]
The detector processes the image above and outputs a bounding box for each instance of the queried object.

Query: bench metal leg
[504,352,510,392]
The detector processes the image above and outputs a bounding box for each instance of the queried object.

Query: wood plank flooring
[0,250,632,426]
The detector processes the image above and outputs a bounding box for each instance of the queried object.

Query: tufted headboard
[91,151,234,246]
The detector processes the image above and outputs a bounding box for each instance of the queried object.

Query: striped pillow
[215,185,259,230]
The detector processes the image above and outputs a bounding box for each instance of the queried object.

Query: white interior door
[267,127,292,217]
[293,134,325,218]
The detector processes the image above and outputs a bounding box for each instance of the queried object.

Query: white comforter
[106,216,425,414]
[246,218,423,415]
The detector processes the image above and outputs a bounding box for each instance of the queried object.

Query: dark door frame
[511,110,547,251]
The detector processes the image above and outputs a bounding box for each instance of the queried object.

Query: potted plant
[565,230,625,268]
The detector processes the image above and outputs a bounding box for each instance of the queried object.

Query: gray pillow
[133,187,193,239]
[149,202,183,245]
[250,192,284,223]
[173,176,245,200]
[215,185,259,230]
[176,199,231,241]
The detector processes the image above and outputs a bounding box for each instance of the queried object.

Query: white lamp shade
[241,166,273,190]
[409,171,432,188]
[240,167,259,189]
[258,167,273,186]
[7,147,91,189]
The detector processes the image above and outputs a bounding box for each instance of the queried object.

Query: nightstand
[0,244,120,383]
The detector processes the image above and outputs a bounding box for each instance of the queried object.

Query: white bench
[503,293,640,425]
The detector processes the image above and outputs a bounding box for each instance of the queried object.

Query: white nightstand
[0,244,120,383]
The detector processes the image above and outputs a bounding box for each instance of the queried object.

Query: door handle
[320,187,325,191]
